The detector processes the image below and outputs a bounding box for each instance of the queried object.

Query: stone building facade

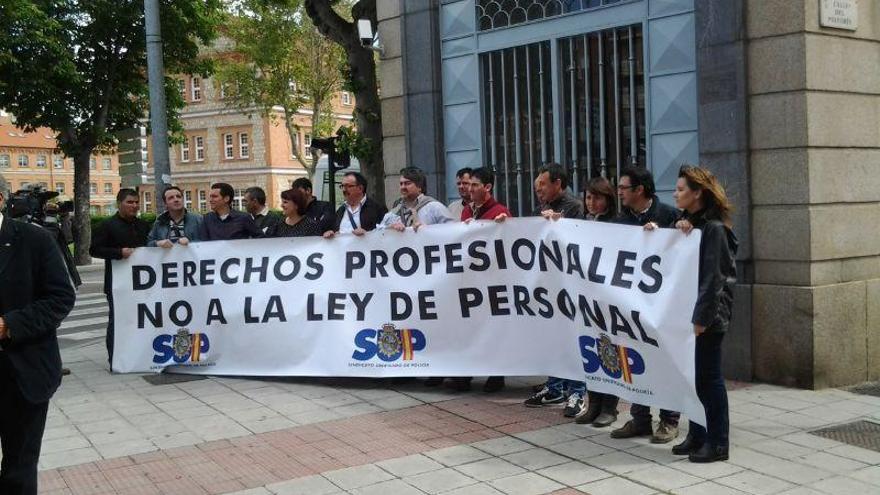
[0,113,121,214]
[137,74,355,213]
[376,0,880,389]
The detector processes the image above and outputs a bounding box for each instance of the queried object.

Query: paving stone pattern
[18,341,880,494]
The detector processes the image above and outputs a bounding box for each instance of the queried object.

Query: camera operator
[0,185,76,493]
[89,189,149,367]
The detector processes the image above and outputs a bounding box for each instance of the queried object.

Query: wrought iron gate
[479,24,646,216]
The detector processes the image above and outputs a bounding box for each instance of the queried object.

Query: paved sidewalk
[26,341,880,494]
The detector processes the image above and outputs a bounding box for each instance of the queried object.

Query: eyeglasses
[339,184,359,189]
[617,184,637,191]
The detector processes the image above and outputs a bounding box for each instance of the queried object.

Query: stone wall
[747,0,880,388]
[377,0,446,204]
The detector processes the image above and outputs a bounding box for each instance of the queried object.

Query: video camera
[5,185,74,225]
[4,185,81,287]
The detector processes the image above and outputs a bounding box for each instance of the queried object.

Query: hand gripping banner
[112,218,705,425]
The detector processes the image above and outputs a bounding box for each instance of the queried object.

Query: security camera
[358,19,374,47]
[357,19,384,56]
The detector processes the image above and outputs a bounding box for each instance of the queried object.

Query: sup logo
[580,334,645,383]
[153,328,210,364]
[352,323,426,362]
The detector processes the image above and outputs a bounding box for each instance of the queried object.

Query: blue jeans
[546,377,585,397]
[688,332,729,447]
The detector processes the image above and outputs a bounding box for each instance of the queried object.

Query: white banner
[112,218,704,425]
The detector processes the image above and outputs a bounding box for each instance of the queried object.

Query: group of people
[88,162,737,466]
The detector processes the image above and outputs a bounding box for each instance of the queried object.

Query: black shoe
[672,434,703,455]
[61,367,71,376]
[424,377,444,387]
[524,387,565,407]
[688,444,729,463]
[483,376,505,393]
[575,399,601,425]
[451,377,472,392]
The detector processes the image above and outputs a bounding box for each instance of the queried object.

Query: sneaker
[651,420,679,444]
[523,387,565,407]
[610,420,653,439]
[563,394,583,418]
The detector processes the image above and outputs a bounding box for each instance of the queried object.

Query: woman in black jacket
[670,165,738,463]
[575,177,621,428]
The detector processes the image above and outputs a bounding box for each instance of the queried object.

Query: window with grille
[239,133,249,158]
[195,136,205,161]
[198,190,207,212]
[89,157,96,169]
[103,157,112,170]
[0,154,10,168]
[224,134,234,159]
[191,77,202,101]
[36,155,47,168]
[56,182,65,194]
[53,155,63,169]
[18,155,29,167]
[184,190,193,209]
[480,24,645,216]
[89,182,97,194]
[104,183,112,194]
[181,139,190,162]
[233,189,246,210]
[304,134,312,158]
[143,191,152,213]
[477,0,625,31]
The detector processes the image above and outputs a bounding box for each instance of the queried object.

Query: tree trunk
[303,0,384,206]
[348,47,384,206]
[72,150,93,265]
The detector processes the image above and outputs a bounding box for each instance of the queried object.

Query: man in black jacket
[243,186,280,234]
[292,177,336,233]
[324,172,387,236]
[89,188,150,366]
[0,187,76,494]
[610,166,681,444]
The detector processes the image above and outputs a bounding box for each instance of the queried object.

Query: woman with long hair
[670,165,738,463]
[266,188,323,238]
[575,177,620,428]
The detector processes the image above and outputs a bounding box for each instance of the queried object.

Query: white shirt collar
[346,195,367,213]
[0,211,4,230]
[257,206,270,217]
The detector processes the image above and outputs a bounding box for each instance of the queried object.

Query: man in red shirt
[461,167,511,222]
[463,166,510,392]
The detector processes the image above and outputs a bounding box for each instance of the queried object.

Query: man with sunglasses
[324,172,387,237]
[147,186,203,248]
[611,165,680,444]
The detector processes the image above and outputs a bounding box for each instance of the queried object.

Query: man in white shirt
[447,167,473,221]
[380,166,455,231]
[323,172,387,237]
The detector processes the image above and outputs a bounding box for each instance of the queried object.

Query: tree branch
[303,0,356,49]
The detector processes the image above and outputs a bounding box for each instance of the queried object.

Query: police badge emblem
[172,328,193,361]
[597,334,621,373]
[377,323,402,359]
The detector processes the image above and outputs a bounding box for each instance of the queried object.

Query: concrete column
[747,0,880,388]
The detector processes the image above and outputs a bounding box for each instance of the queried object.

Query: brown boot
[575,392,602,424]
[610,420,653,439]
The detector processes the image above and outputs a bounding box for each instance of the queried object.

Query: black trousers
[106,293,114,366]
[0,353,50,495]
[688,332,729,447]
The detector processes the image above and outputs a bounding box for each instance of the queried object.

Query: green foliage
[90,212,157,231]
[0,0,223,156]
[214,0,346,179]
[335,125,374,161]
